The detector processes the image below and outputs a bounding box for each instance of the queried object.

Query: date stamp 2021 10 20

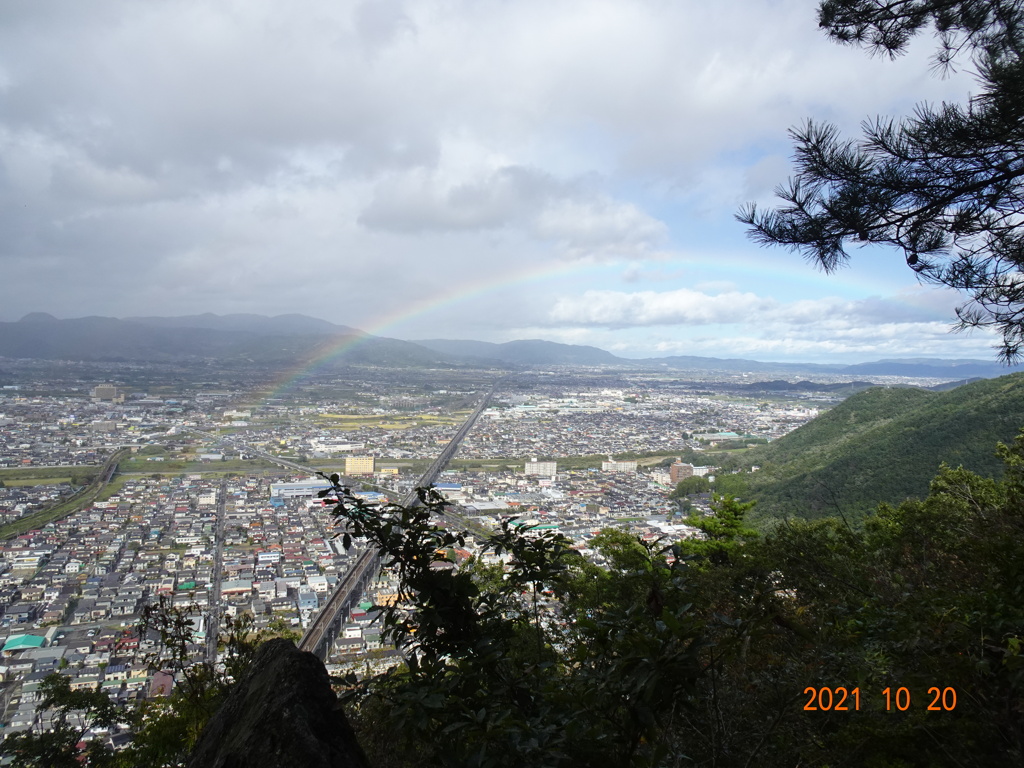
[802,686,958,712]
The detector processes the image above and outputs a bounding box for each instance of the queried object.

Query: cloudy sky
[0,0,1002,363]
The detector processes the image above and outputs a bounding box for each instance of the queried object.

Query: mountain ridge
[0,314,443,368]
[3,312,1023,377]
[124,313,363,337]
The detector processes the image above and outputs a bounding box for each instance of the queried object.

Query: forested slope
[743,373,1024,523]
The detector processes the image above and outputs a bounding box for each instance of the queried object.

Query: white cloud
[534,197,665,258]
[359,164,666,258]
[550,288,776,327]
[0,0,997,363]
[650,324,998,362]
[548,286,956,330]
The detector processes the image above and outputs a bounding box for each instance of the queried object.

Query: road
[206,478,227,664]
[178,385,498,660]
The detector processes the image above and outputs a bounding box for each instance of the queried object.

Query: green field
[3,477,73,487]
[0,466,96,482]
[317,411,470,430]
[0,450,128,540]
[119,457,280,474]
[0,486,93,540]
[96,476,130,502]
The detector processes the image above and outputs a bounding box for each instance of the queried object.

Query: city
[0,360,856,752]
[3,0,1023,761]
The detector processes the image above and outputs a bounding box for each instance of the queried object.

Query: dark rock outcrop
[187,639,369,768]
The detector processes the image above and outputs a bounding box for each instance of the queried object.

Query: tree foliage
[670,475,711,497]
[737,373,1024,524]
[318,477,705,767]
[681,493,758,566]
[14,434,1024,766]
[4,599,271,767]
[652,435,1024,765]
[323,428,1024,766]
[5,673,121,768]
[122,600,270,766]
[739,0,1024,361]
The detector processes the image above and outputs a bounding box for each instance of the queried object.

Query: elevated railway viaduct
[297,386,495,660]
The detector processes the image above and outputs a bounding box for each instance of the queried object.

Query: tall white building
[602,460,637,473]
[525,460,557,478]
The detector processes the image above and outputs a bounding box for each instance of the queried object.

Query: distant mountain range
[413,337,1023,378]
[414,338,621,366]
[2,312,1022,379]
[2,313,439,368]
[125,312,361,336]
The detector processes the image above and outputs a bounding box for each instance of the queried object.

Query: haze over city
[0,1,1002,363]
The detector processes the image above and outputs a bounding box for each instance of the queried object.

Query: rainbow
[254,249,932,402]
[258,259,584,401]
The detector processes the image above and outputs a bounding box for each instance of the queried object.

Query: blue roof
[3,635,45,652]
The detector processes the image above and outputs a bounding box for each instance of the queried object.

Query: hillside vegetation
[14,440,1024,767]
[327,448,1024,766]
[739,373,1024,524]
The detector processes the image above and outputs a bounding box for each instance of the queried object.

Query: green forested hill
[743,372,1024,524]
